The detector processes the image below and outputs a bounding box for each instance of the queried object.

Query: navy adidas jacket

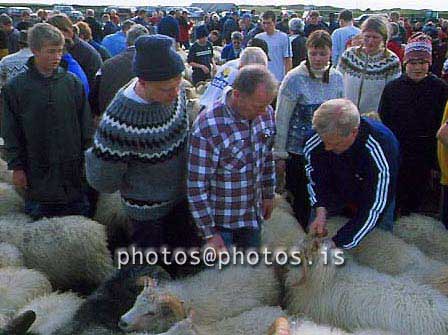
[303,117,399,249]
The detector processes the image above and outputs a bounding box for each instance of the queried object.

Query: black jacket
[1,57,93,204]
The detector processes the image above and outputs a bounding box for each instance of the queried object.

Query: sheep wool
[326,217,448,296]
[0,215,114,291]
[0,267,52,317]
[0,182,23,216]
[16,292,84,335]
[0,242,24,268]
[0,158,12,184]
[285,242,448,335]
[394,214,448,264]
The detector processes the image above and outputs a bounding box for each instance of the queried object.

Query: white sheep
[119,264,281,333]
[394,214,448,264]
[285,239,448,335]
[0,182,24,215]
[0,215,114,291]
[186,99,201,127]
[0,266,52,317]
[16,291,84,335]
[326,217,448,295]
[0,242,24,268]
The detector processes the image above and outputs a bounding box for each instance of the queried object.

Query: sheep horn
[159,294,187,320]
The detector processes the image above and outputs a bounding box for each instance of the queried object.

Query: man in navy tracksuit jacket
[304,99,399,249]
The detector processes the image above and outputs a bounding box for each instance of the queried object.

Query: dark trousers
[192,70,211,86]
[441,185,448,229]
[218,227,261,250]
[25,195,90,221]
[397,158,430,215]
[285,153,311,230]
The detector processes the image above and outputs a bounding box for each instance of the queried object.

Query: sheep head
[119,277,186,333]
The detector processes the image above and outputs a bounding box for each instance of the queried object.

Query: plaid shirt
[187,89,276,238]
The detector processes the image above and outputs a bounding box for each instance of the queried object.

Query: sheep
[0,267,52,317]
[0,158,12,184]
[16,292,84,335]
[0,242,24,268]
[186,99,201,127]
[325,217,448,295]
[394,214,448,264]
[285,239,448,335]
[94,192,131,253]
[58,264,171,335]
[0,182,24,216]
[0,215,114,293]
[119,264,281,333]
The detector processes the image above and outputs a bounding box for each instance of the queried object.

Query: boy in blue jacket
[304,99,399,249]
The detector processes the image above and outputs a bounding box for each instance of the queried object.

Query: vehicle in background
[53,4,75,15]
[136,6,161,15]
[103,6,136,19]
[0,6,7,15]
[354,13,388,27]
[7,6,32,19]
[185,6,205,18]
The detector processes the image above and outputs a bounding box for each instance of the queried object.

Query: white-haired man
[304,98,399,249]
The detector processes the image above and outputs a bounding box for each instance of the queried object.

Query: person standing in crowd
[275,30,344,228]
[256,10,292,83]
[305,99,399,248]
[222,12,239,45]
[36,9,48,23]
[288,18,307,68]
[208,30,222,46]
[200,44,269,110]
[86,34,195,252]
[158,10,180,42]
[331,9,360,66]
[207,14,221,33]
[276,12,290,34]
[379,33,448,216]
[389,11,406,44]
[0,14,20,54]
[102,14,119,37]
[221,31,243,63]
[387,22,404,63]
[16,10,32,32]
[102,19,135,56]
[188,65,277,250]
[0,30,32,88]
[75,22,111,62]
[338,16,401,114]
[2,23,92,220]
[178,11,193,50]
[60,37,90,96]
[84,9,103,42]
[304,10,328,37]
[437,102,448,229]
[328,12,339,34]
[48,14,102,92]
[188,25,215,86]
[91,24,149,117]
[240,13,255,47]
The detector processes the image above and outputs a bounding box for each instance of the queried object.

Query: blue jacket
[304,118,399,249]
[158,16,179,40]
[62,53,90,96]
[221,43,240,62]
[102,31,126,57]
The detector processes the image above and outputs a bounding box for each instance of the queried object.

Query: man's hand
[205,234,228,253]
[12,170,27,189]
[262,198,274,220]
[309,207,327,237]
[202,65,210,74]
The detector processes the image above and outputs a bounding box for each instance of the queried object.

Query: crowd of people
[0,7,447,264]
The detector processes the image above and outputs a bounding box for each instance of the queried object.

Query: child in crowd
[188,25,216,86]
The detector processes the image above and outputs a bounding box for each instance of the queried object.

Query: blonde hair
[75,21,92,40]
[313,99,360,137]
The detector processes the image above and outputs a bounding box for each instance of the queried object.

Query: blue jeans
[218,227,261,250]
[309,197,396,232]
[25,195,90,220]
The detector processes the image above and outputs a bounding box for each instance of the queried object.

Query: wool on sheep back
[394,214,448,264]
[0,242,24,268]
[16,291,84,335]
[0,215,114,292]
[285,243,448,335]
[0,267,52,317]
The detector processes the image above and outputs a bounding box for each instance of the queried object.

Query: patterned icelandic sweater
[337,46,401,114]
[85,81,189,221]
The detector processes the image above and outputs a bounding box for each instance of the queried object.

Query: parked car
[52,5,75,15]
[185,6,205,18]
[354,13,388,27]
[103,6,136,19]
[7,6,32,19]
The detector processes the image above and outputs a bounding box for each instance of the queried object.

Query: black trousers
[285,153,311,230]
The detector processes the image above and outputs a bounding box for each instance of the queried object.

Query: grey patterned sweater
[85,81,189,221]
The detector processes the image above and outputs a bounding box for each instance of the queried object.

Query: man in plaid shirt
[188,65,278,251]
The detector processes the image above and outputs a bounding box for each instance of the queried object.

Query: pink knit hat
[404,33,432,64]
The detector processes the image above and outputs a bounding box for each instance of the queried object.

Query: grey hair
[232,64,278,97]
[126,24,149,46]
[231,31,243,40]
[239,47,268,67]
[312,99,360,137]
[28,23,64,51]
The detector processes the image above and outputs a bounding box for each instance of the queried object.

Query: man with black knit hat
[85,34,196,251]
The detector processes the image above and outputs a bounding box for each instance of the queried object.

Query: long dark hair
[305,30,332,83]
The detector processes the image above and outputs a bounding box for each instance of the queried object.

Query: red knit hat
[404,33,432,64]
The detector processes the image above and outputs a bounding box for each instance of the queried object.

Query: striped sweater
[85,80,189,221]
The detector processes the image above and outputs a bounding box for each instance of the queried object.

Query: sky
[0,0,445,11]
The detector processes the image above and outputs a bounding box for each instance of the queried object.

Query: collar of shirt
[221,85,250,124]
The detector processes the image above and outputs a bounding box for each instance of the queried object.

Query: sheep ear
[159,294,187,320]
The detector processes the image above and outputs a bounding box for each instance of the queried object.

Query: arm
[187,125,219,239]
[377,83,393,127]
[284,57,292,74]
[262,109,276,201]
[331,31,340,66]
[283,34,293,74]
[333,138,397,249]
